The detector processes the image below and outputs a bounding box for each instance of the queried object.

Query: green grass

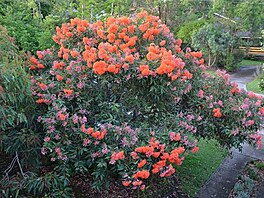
[239,59,263,67]
[246,78,264,94]
[177,139,228,197]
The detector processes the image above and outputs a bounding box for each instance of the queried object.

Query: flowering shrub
[29,11,263,195]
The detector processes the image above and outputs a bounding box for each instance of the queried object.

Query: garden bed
[229,160,264,198]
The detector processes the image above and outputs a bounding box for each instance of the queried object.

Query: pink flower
[37,116,42,122]
[44,137,50,142]
[196,116,202,121]
[246,111,252,117]
[248,91,257,99]
[245,120,255,127]
[197,90,204,98]
[255,100,262,107]
[130,151,138,159]
[41,147,47,155]
[55,134,61,140]
[231,128,239,136]
[55,147,61,155]
[72,114,79,124]
[83,138,91,146]
[140,185,146,190]
[187,114,194,121]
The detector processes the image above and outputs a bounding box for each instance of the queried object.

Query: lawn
[178,138,228,197]
[246,78,264,94]
[239,59,263,67]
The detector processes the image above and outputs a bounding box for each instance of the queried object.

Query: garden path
[196,65,264,198]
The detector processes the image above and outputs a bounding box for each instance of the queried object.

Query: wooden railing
[239,47,264,56]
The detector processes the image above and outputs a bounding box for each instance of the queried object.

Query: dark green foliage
[192,23,244,70]
[0,26,43,170]
[177,20,207,43]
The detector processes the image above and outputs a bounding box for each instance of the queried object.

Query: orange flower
[175,45,181,53]
[36,99,43,104]
[146,52,158,61]
[63,89,73,96]
[63,53,69,61]
[58,113,66,121]
[133,170,150,179]
[93,61,107,75]
[119,16,131,25]
[91,131,101,138]
[132,180,142,186]
[122,181,131,187]
[70,50,79,57]
[213,108,222,118]
[37,52,43,59]
[160,153,169,160]
[138,159,147,168]
[152,168,159,174]
[139,23,149,32]
[190,51,203,58]
[56,75,64,81]
[107,24,118,34]
[128,25,135,34]
[125,55,134,64]
[97,28,105,39]
[37,64,45,69]
[153,160,166,168]
[111,151,125,161]
[30,56,38,64]
[182,70,193,80]
[135,146,154,154]
[107,33,116,43]
[87,127,94,134]
[139,65,150,76]
[30,65,36,70]
[159,40,166,46]
[199,58,204,65]
[151,152,160,158]
[107,64,116,73]
[38,83,48,90]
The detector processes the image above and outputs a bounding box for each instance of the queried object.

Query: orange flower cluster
[133,170,150,179]
[213,108,222,118]
[36,98,50,104]
[123,136,190,189]
[39,11,193,84]
[63,89,73,96]
[190,51,203,59]
[29,56,44,70]
[80,125,106,140]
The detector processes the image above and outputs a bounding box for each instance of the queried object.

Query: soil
[71,174,189,198]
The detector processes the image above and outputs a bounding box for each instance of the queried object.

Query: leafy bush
[191,23,244,71]
[0,26,43,173]
[29,12,199,194]
[177,19,206,43]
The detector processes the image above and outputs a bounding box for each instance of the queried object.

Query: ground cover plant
[229,160,264,198]
[1,11,264,197]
